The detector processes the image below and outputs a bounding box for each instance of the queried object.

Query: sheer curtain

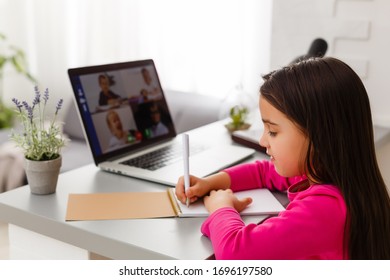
[1,0,272,115]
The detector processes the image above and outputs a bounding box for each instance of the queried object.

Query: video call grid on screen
[72,63,175,158]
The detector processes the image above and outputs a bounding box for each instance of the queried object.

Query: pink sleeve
[201,187,347,260]
[224,160,302,192]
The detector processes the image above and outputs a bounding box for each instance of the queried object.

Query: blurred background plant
[0,32,36,129]
[225,105,251,133]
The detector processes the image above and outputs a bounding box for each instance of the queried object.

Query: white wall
[270,0,390,127]
[377,142,390,193]
[0,0,272,119]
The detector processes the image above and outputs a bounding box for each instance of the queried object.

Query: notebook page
[169,188,285,218]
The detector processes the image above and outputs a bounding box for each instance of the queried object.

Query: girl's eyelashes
[268,131,277,137]
[263,123,278,137]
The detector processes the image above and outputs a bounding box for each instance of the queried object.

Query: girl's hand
[203,189,252,214]
[175,172,231,205]
[175,175,212,205]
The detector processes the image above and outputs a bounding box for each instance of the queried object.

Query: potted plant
[224,105,251,133]
[10,86,66,194]
[1,32,36,129]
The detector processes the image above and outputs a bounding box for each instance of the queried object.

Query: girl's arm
[225,160,300,193]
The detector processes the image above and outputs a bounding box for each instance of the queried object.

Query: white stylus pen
[182,134,190,207]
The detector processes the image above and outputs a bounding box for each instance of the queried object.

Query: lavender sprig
[43,88,49,104]
[55,99,63,115]
[12,98,23,113]
[21,101,34,123]
[32,90,40,109]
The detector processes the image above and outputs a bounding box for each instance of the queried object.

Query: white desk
[0,120,272,260]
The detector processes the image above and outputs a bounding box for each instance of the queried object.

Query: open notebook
[65,188,285,221]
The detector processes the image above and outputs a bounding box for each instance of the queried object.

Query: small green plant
[10,86,66,161]
[229,105,249,129]
[224,105,251,133]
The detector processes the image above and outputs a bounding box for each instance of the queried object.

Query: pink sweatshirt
[201,160,348,260]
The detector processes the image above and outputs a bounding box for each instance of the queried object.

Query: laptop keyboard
[120,143,207,171]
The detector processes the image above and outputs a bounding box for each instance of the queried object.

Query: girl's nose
[259,131,268,149]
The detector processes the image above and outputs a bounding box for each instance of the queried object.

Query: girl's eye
[268,131,277,137]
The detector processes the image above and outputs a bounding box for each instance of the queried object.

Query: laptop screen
[68,59,176,164]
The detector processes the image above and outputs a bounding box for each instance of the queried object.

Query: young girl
[106,110,129,150]
[175,57,390,260]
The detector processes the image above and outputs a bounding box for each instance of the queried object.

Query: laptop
[68,59,255,186]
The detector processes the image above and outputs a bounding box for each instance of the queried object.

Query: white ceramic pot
[24,156,62,195]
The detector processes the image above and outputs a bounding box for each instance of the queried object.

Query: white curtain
[1,0,272,115]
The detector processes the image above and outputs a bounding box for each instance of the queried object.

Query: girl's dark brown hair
[260,57,390,259]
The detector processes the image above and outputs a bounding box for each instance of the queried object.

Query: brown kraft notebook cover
[65,188,285,221]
